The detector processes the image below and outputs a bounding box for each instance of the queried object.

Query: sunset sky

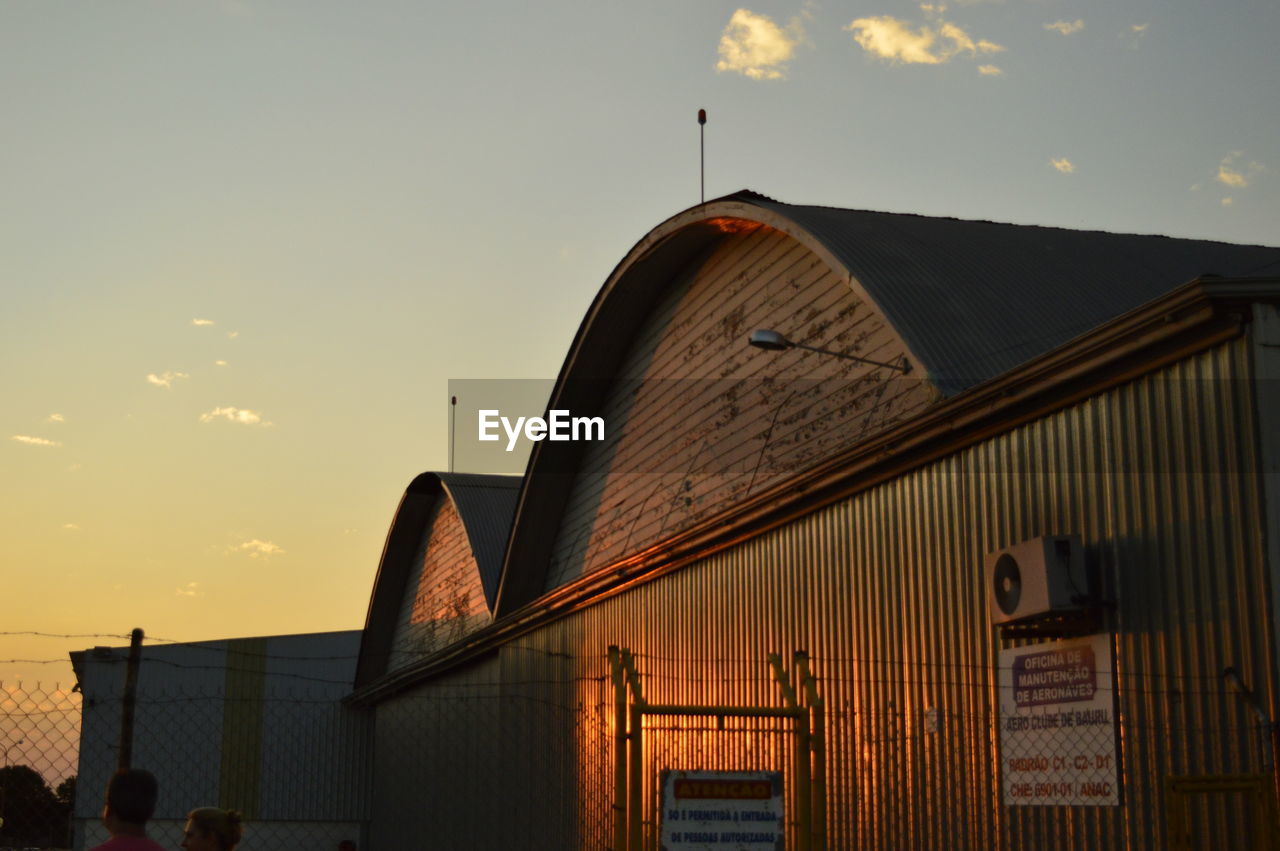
[3,0,1278,691]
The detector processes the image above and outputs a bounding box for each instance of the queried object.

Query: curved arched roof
[356,471,520,688]
[740,191,1280,393]
[489,189,1280,614]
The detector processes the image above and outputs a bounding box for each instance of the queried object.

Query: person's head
[181,807,243,851]
[101,768,158,834]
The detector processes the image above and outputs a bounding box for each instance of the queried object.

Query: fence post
[609,647,627,851]
[117,628,144,770]
[628,703,643,851]
[795,651,827,851]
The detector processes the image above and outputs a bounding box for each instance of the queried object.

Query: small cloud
[1131,23,1148,33]
[12,435,62,447]
[977,64,1002,75]
[199,406,272,426]
[343,528,359,535]
[214,360,229,367]
[716,9,802,80]
[47,413,65,423]
[227,331,239,339]
[1221,197,1233,206]
[1216,152,1264,190]
[1124,22,1149,48]
[1044,19,1084,36]
[1217,168,1247,188]
[191,318,216,326]
[1051,157,1075,173]
[175,582,201,597]
[67,463,82,473]
[229,540,285,559]
[62,523,80,531]
[847,16,940,64]
[146,371,190,389]
[846,13,1002,65]
[1189,183,1201,192]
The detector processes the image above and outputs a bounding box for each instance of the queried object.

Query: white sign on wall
[998,633,1120,806]
[660,770,784,850]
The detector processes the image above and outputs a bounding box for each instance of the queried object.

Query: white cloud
[62,523,80,530]
[175,582,201,597]
[47,413,65,423]
[846,12,1002,65]
[199,406,272,426]
[12,435,62,447]
[1221,197,1233,206]
[191,318,215,326]
[1217,168,1247,188]
[227,331,239,339]
[847,16,940,63]
[214,360,229,367]
[1051,158,1075,173]
[1216,152,1264,190]
[230,540,284,559]
[717,9,802,80]
[1044,20,1084,36]
[1131,23,1148,33]
[977,64,1003,76]
[67,463,82,473]
[146,371,190,389]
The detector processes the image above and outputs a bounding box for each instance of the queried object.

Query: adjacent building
[71,630,369,850]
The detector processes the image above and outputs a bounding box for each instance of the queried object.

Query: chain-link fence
[0,682,80,849]
[4,641,1278,849]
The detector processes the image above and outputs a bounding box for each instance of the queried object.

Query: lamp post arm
[789,342,912,374]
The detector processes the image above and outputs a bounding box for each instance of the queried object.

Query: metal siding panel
[369,656,503,849]
[258,631,369,822]
[1253,304,1280,722]
[479,338,1269,850]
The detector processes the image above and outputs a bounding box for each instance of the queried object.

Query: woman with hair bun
[180,807,243,851]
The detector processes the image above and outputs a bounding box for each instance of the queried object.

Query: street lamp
[748,329,912,373]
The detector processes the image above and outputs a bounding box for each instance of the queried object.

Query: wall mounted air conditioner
[985,535,1087,625]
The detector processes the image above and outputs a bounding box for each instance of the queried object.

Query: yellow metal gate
[609,647,829,850]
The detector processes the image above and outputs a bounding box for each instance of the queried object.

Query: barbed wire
[3,656,1251,696]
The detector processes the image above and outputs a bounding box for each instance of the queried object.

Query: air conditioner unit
[985,535,1087,625]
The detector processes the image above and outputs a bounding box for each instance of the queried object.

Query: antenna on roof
[698,108,707,205]
[449,395,457,473]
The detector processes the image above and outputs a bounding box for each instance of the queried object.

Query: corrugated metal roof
[739,191,1280,394]
[437,472,522,607]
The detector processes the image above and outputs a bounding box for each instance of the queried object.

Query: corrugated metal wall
[370,654,505,849]
[485,337,1273,849]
